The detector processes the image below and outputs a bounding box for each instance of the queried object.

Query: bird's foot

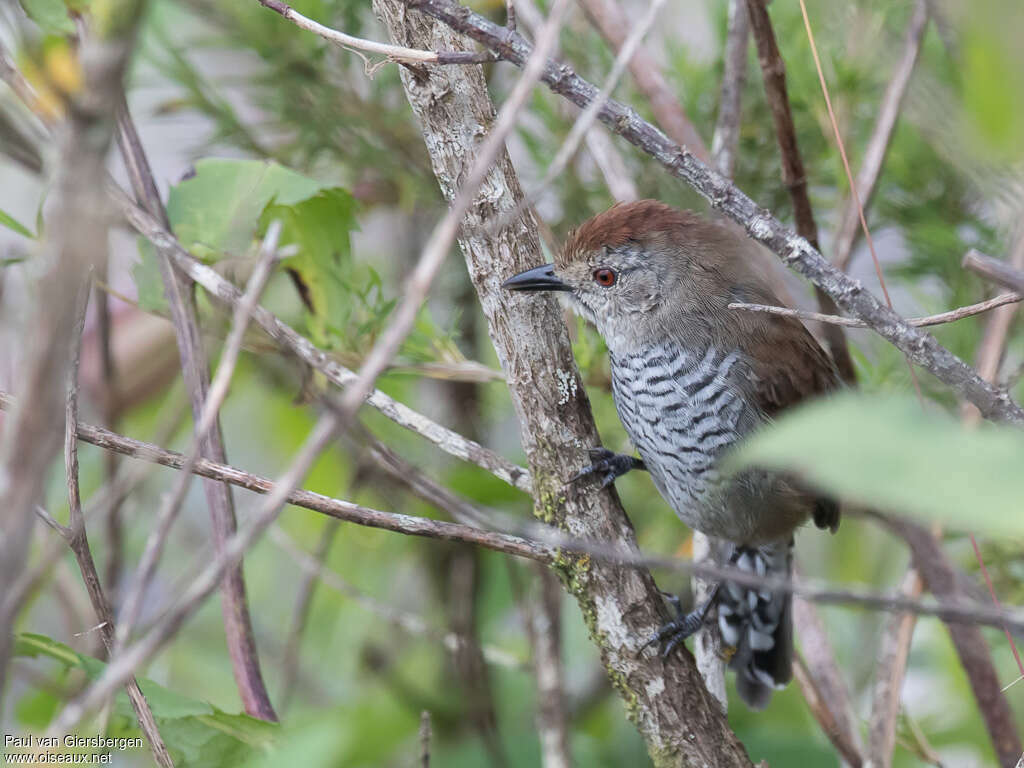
[642,587,720,658]
[570,448,645,488]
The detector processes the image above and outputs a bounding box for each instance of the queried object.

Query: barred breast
[609,341,765,542]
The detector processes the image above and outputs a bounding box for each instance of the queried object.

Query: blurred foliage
[2,0,1023,766]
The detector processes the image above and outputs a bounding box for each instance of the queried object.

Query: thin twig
[867,567,924,768]
[963,248,1024,297]
[728,292,1023,327]
[792,652,863,768]
[403,0,1024,425]
[833,0,929,272]
[256,0,497,67]
[527,566,571,768]
[116,222,282,646]
[577,0,709,160]
[111,186,532,493]
[115,99,277,722]
[745,0,856,385]
[49,402,343,735]
[419,710,432,768]
[710,0,749,179]
[58,282,175,768]
[4,392,1020,635]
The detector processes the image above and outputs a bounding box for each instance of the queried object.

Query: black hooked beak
[502,264,571,292]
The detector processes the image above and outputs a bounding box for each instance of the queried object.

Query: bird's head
[503,200,760,351]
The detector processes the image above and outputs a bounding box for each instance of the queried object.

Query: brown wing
[741,314,844,532]
[742,314,842,418]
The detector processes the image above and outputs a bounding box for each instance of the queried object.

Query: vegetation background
[0,0,1022,766]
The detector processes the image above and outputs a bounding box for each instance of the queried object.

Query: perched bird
[503,200,841,708]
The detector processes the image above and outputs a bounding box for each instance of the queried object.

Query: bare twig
[793,580,864,766]
[256,0,497,66]
[419,710,432,768]
[0,0,145,692]
[4,390,1022,634]
[745,0,856,384]
[867,567,924,768]
[58,282,175,768]
[527,566,571,768]
[50,403,342,734]
[729,292,1023,327]
[963,248,1024,298]
[870,513,1023,767]
[710,0,749,179]
[577,0,709,160]
[116,223,282,646]
[111,189,532,493]
[402,0,1024,425]
[792,652,863,768]
[115,99,277,721]
[833,0,929,272]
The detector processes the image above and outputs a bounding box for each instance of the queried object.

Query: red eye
[593,268,617,286]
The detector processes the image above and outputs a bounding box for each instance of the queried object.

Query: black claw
[570,447,643,487]
[643,588,721,658]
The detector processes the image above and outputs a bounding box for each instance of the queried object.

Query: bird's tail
[717,538,793,710]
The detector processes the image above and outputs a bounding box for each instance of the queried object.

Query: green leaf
[12,633,277,766]
[262,186,358,346]
[167,158,331,257]
[18,0,75,34]
[727,393,1024,536]
[0,208,35,239]
[132,242,168,313]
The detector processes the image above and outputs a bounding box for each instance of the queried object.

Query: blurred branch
[4,389,1023,632]
[793,579,864,766]
[52,282,175,768]
[710,0,749,178]
[744,0,856,384]
[0,0,145,694]
[50,403,343,734]
[109,187,532,492]
[963,248,1024,297]
[833,0,929,272]
[527,567,571,768]
[256,0,498,67]
[577,0,709,160]
[869,512,1023,767]
[792,652,863,768]
[116,223,281,647]
[401,0,1024,425]
[728,292,1023,327]
[867,567,923,768]
[115,96,277,722]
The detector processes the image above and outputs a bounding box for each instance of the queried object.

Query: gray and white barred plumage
[504,200,842,709]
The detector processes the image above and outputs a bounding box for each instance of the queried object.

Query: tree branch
[402,0,1024,425]
[963,248,1024,297]
[728,292,1023,327]
[710,0,749,179]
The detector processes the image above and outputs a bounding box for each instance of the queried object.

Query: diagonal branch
[402,0,1024,426]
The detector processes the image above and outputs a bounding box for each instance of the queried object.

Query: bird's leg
[642,584,723,658]
[570,448,646,488]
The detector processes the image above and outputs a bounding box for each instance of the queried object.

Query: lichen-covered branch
[402,0,1024,426]
[372,3,754,765]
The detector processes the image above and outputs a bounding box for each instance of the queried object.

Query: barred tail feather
[717,539,794,710]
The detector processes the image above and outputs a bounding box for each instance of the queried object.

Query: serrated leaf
[0,207,35,239]
[727,393,1024,535]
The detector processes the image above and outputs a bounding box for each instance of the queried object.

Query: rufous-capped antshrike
[503,200,841,709]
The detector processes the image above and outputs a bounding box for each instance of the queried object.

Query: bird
[502,200,841,709]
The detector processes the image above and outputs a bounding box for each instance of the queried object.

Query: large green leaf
[13,633,277,765]
[727,393,1024,535]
